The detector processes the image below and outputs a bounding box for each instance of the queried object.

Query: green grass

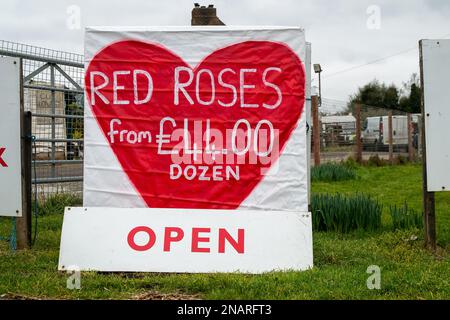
[0,164,449,300]
[313,164,450,247]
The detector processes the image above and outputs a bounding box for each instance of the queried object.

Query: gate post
[388,111,394,164]
[312,95,321,166]
[354,104,362,163]
[419,41,436,250]
[408,113,414,161]
[17,61,32,249]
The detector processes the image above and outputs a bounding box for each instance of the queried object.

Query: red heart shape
[85,40,305,209]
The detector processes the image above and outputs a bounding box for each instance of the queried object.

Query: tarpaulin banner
[83,27,308,211]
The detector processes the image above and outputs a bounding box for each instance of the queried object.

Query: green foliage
[357,80,386,107]
[367,155,387,167]
[66,103,84,139]
[348,74,422,113]
[399,74,422,113]
[312,193,382,233]
[395,155,409,165]
[349,80,400,110]
[350,155,412,168]
[341,157,358,169]
[36,194,82,216]
[311,163,357,182]
[383,85,400,109]
[390,202,423,230]
[408,83,422,113]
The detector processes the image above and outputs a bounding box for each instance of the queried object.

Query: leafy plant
[66,103,84,139]
[72,129,83,140]
[390,202,423,230]
[312,193,382,233]
[367,155,387,167]
[311,163,357,182]
[36,194,82,216]
[342,157,358,170]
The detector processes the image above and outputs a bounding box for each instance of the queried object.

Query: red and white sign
[59,27,312,273]
[0,56,22,217]
[83,26,308,211]
[58,207,312,273]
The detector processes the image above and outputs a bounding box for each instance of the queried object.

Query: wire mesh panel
[0,40,84,201]
[357,104,420,159]
[321,115,356,150]
[316,100,421,164]
[317,114,357,164]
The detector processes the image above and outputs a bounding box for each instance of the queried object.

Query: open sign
[127,225,245,253]
[58,207,313,273]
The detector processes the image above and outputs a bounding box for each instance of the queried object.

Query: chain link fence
[0,40,84,201]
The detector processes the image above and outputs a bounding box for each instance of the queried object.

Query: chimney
[191,4,225,26]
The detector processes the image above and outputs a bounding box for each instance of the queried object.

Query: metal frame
[0,40,84,199]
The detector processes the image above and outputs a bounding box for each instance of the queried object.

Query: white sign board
[58,207,313,273]
[0,57,22,217]
[421,39,450,192]
[59,26,312,274]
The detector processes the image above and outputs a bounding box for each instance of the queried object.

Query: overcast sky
[1,0,449,108]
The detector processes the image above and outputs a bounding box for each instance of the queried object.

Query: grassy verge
[313,164,450,246]
[0,164,449,300]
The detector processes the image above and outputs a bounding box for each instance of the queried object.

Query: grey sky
[1,0,449,107]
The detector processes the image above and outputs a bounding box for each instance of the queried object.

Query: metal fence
[0,40,84,200]
[313,101,422,164]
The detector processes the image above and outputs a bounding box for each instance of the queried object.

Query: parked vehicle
[362,114,420,151]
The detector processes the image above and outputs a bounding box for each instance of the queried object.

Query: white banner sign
[83,26,308,211]
[421,39,450,192]
[0,57,22,217]
[59,27,313,274]
[58,207,313,273]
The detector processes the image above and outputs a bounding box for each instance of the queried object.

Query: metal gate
[0,40,84,200]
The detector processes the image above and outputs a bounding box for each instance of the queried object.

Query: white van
[362,114,420,147]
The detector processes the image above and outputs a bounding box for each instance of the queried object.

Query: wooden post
[418,115,423,159]
[312,95,321,166]
[388,111,394,164]
[407,113,414,161]
[17,59,32,250]
[354,104,362,163]
[419,41,436,250]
